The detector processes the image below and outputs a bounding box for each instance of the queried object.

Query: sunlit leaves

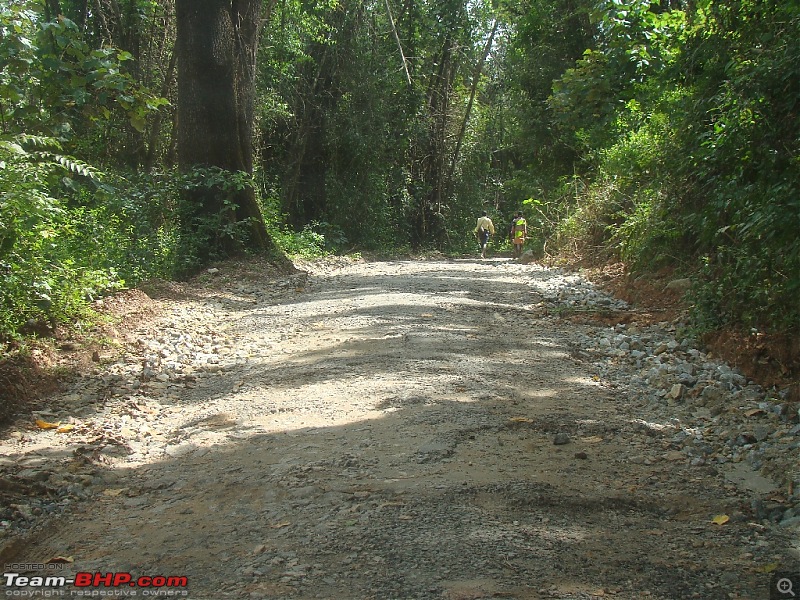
[0,2,167,151]
[509,0,798,332]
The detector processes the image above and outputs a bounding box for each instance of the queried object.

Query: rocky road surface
[1,256,799,600]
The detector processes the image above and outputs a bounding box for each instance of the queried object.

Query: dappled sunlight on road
[1,259,793,599]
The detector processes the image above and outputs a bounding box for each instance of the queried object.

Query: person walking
[474,211,495,259]
[508,212,519,245]
[511,212,527,259]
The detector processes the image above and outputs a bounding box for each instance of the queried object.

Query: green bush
[271,221,331,259]
[0,135,123,338]
[0,136,195,340]
[678,2,800,333]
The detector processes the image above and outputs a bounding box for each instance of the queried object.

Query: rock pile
[529,267,632,312]
[540,275,800,528]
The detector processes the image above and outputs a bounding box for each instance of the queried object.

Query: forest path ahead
[2,257,797,599]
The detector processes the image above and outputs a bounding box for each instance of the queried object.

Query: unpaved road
[1,257,798,600]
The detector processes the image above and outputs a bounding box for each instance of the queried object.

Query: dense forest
[1,0,798,342]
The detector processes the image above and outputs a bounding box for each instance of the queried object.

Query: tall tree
[175,0,275,257]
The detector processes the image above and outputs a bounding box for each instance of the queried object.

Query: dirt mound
[0,288,162,427]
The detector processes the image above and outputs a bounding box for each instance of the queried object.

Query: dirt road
[1,257,797,599]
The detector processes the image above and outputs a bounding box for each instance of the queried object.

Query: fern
[40,152,100,180]
[0,134,97,180]
[15,134,63,152]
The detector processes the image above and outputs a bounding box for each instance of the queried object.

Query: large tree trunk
[176,0,275,257]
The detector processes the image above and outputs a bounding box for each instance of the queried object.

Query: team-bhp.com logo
[3,571,189,597]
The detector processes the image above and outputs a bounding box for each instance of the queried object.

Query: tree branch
[384,0,412,86]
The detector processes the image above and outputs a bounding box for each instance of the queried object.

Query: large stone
[668,384,685,401]
[752,425,771,443]
[553,433,571,445]
[780,516,800,529]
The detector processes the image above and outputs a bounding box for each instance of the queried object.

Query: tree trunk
[176,0,277,258]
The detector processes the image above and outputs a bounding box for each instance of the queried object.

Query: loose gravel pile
[1,257,797,600]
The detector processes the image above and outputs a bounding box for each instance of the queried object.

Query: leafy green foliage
[0,149,241,341]
[258,0,506,252]
[1,0,796,342]
[0,135,122,338]
[510,0,799,334]
[0,3,177,341]
[677,1,800,331]
[0,2,168,160]
[272,222,331,259]
[171,167,265,272]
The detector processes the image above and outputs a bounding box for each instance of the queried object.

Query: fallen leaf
[420,313,433,318]
[270,521,291,529]
[57,424,75,433]
[509,417,533,423]
[756,562,780,573]
[35,419,60,430]
[711,514,730,525]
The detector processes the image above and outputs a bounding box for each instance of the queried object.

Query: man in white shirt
[474,211,495,259]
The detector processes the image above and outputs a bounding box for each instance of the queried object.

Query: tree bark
[43,0,62,21]
[176,0,276,257]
